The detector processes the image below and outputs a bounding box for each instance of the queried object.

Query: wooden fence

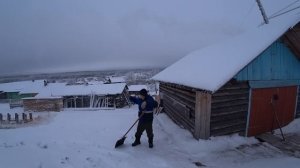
[0,113,33,124]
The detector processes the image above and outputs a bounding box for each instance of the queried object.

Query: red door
[247,86,297,136]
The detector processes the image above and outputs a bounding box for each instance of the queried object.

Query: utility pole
[256,0,269,24]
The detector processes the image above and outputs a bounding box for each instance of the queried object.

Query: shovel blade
[115,137,126,148]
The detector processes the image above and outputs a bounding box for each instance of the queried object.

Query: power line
[269,0,300,18]
[258,1,300,26]
[269,5,300,20]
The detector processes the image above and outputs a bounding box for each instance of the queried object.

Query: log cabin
[153,17,300,140]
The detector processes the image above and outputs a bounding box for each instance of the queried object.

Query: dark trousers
[135,121,154,143]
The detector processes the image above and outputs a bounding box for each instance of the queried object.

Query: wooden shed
[0,80,44,101]
[35,83,130,109]
[62,83,130,108]
[23,97,63,112]
[153,18,300,140]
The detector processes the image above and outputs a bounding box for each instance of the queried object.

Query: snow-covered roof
[35,83,127,98]
[0,80,127,98]
[0,80,44,93]
[153,15,300,93]
[128,85,148,92]
[88,81,104,85]
[109,76,126,83]
[22,96,63,100]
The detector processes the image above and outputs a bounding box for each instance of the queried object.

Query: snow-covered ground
[0,103,300,168]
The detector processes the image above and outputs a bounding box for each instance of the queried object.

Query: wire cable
[269,0,300,18]
[269,5,300,20]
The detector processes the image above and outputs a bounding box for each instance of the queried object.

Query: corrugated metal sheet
[235,41,300,81]
[6,92,21,99]
[247,86,297,136]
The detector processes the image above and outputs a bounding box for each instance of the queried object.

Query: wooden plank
[212,95,249,104]
[211,99,249,109]
[282,23,300,60]
[217,84,249,91]
[161,82,198,93]
[211,112,247,123]
[211,106,248,116]
[164,98,194,131]
[194,91,211,140]
[159,83,196,135]
[164,103,194,131]
[211,124,246,136]
[297,86,300,118]
[213,89,249,97]
[210,80,249,136]
[161,87,195,111]
[160,87,195,106]
[211,119,246,131]
[256,133,300,158]
[161,83,196,97]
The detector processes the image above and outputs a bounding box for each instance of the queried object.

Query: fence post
[7,113,11,121]
[23,113,28,122]
[0,113,2,122]
[29,113,33,121]
[22,113,27,121]
[15,113,19,123]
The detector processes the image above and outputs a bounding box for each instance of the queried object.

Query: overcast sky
[0,0,299,75]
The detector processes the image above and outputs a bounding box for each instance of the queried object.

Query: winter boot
[132,139,141,147]
[148,137,153,148]
[149,142,153,148]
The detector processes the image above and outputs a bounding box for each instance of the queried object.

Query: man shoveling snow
[130,89,158,148]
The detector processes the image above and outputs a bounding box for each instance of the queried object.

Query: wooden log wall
[23,98,63,112]
[296,86,300,118]
[160,82,196,135]
[282,23,300,60]
[114,91,129,108]
[210,80,250,136]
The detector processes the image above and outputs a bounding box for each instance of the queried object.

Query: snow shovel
[115,112,144,148]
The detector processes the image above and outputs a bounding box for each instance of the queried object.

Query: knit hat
[139,89,148,97]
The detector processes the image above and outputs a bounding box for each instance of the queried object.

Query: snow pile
[1,103,300,167]
[277,118,300,134]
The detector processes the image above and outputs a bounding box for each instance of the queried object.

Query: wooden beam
[194,91,212,140]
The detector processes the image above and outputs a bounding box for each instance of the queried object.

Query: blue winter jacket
[129,95,158,123]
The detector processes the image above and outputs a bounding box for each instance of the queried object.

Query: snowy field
[0,103,300,168]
